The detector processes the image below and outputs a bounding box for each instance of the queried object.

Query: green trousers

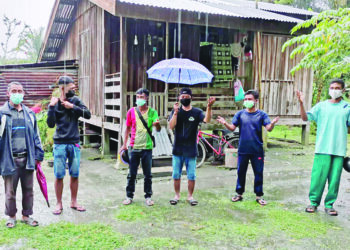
[309,154,343,208]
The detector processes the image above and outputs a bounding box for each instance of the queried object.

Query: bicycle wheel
[196,140,206,168]
[218,137,239,161]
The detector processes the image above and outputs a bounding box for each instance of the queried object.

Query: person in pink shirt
[119,88,161,206]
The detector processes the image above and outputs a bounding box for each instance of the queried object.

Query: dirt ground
[1,140,350,249]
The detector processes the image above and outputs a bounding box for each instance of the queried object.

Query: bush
[36,111,55,153]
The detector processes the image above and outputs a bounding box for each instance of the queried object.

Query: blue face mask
[136,99,146,107]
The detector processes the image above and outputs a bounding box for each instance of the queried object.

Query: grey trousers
[2,157,34,217]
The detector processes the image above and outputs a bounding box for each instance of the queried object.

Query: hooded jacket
[47,96,91,144]
[0,102,44,176]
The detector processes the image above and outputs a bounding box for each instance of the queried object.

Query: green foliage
[36,112,54,153]
[282,8,350,82]
[15,27,44,62]
[0,222,131,249]
[275,0,294,5]
[268,125,317,142]
[114,191,346,248]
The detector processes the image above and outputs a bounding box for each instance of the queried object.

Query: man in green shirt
[119,88,161,206]
[297,79,350,216]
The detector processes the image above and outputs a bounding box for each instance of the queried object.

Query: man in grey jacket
[47,76,91,215]
[0,82,44,228]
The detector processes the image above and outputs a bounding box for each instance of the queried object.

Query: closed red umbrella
[36,163,50,207]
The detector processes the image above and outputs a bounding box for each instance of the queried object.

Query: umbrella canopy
[36,163,50,207]
[147,58,213,85]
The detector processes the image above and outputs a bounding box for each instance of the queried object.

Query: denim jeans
[236,153,264,196]
[172,155,197,180]
[53,144,81,179]
[126,148,153,199]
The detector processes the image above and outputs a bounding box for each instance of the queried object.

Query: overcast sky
[0,0,55,56]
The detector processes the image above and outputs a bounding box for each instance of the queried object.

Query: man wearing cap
[168,87,215,206]
[119,88,161,206]
[47,76,91,215]
[0,82,44,228]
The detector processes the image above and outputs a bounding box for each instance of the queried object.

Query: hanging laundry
[234,79,245,102]
[230,43,243,72]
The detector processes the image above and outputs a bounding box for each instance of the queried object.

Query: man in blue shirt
[217,90,279,205]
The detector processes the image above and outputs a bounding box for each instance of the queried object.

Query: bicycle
[196,129,239,168]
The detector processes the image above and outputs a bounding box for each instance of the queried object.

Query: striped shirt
[9,104,27,154]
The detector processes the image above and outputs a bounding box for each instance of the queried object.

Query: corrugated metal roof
[201,0,317,16]
[152,127,173,158]
[120,0,237,16]
[119,0,307,23]
[40,0,79,61]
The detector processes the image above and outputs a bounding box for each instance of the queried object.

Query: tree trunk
[315,78,324,104]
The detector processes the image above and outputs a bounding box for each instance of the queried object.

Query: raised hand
[173,102,180,113]
[49,97,59,107]
[216,116,227,125]
[61,100,74,109]
[207,97,216,107]
[296,90,304,104]
[271,116,280,125]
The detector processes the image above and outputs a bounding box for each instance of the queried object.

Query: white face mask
[329,89,343,100]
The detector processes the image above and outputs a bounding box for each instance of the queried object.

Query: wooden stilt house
[39,0,316,153]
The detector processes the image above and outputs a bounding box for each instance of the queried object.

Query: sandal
[231,195,243,202]
[21,217,39,227]
[53,208,63,215]
[6,218,16,228]
[122,197,133,205]
[145,198,154,206]
[169,199,179,205]
[187,199,198,206]
[325,207,338,216]
[305,205,317,213]
[71,206,86,212]
[256,197,267,206]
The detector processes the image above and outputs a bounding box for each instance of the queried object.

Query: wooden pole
[164,21,169,118]
[257,31,268,150]
[117,17,128,153]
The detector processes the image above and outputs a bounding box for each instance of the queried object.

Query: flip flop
[145,198,154,206]
[305,205,317,213]
[325,207,338,216]
[187,199,198,206]
[71,206,86,212]
[21,217,39,227]
[122,197,133,205]
[169,199,179,205]
[256,197,267,206]
[231,195,243,202]
[52,208,63,215]
[6,218,16,228]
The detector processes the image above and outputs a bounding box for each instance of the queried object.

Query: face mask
[180,98,191,107]
[10,93,24,105]
[66,90,75,98]
[243,100,255,109]
[136,99,146,107]
[329,89,343,100]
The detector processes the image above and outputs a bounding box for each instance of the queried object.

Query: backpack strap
[135,107,155,148]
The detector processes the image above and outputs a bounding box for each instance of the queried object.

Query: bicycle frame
[197,130,235,156]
